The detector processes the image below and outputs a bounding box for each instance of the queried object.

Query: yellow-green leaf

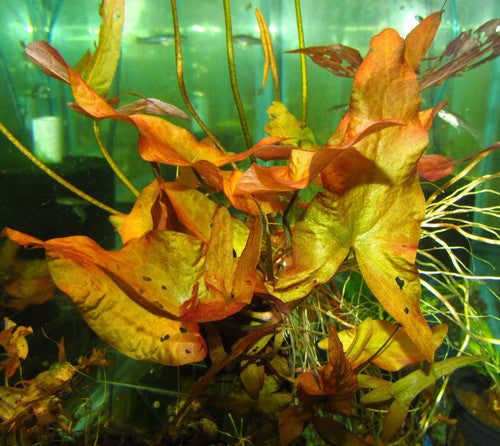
[318,319,448,371]
[264,102,316,150]
[74,0,125,96]
[272,26,442,362]
[360,355,487,442]
[3,228,207,366]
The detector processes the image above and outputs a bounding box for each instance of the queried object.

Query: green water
[1,1,498,187]
[0,1,498,442]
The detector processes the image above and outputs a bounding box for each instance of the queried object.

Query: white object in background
[32,116,64,163]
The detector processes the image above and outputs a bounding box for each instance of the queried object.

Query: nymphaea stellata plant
[0,1,499,444]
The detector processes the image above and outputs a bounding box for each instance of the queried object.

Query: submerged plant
[0,1,499,444]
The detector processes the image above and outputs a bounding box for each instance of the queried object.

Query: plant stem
[282,190,298,250]
[0,120,119,215]
[170,0,225,152]
[222,0,253,151]
[294,0,308,122]
[93,121,139,197]
[252,195,274,282]
[173,323,281,427]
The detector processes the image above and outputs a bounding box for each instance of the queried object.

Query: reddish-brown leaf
[417,154,457,182]
[313,416,371,446]
[116,97,189,120]
[287,44,363,78]
[278,406,312,446]
[418,143,500,182]
[24,41,70,84]
[419,18,500,91]
[296,326,358,416]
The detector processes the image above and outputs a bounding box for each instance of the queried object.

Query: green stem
[252,195,274,282]
[282,190,298,251]
[222,0,253,150]
[192,168,222,205]
[170,0,225,152]
[0,120,119,215]
[294,0,307,122]
[93,121,139,197]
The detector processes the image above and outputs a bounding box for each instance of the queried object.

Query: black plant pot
[447,367,500,446]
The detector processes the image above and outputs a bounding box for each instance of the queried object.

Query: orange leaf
[231,217,262,302]
[180,210,262,322]
[273,26,439,362]
[25,41,271,167]
[404,12,442,70]
[0,239,55,309]
[162,182,253,256]
[3,228,207,366]
[110,178,181,243]
[115,177,255,256]
[191,160,288,215]
[235,118,402,196]
[0,318,33,378]
[198,207,235,300]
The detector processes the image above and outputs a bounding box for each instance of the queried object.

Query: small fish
[232,34,261,46]
[437,109,480,140]
[55,197,90,223]
[55,197,90,207]
[327,103,349,114]
[31,84,51,100]
[135,34,185,46]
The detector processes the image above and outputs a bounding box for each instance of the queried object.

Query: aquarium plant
[0,0,499,444]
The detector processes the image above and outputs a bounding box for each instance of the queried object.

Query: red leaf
[417,155,457,181]
[296,326,358,416]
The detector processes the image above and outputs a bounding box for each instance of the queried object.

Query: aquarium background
[0,0,499,441]
[1,0,498,319]
[1,1,498,177]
